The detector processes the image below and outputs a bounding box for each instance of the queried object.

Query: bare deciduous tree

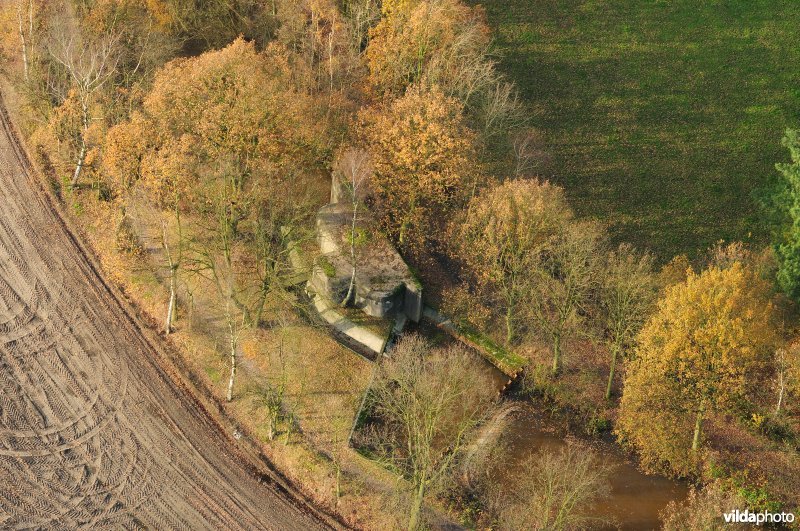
[342,0,380,56]
[369,335,496,530]
[247,335,290,440]
[660,481,746,531]
[49,18,121,186]
[478,79,524,145]
[512,129,549,179]
[492,441,613,531]
[708,240,750,270]
[528,222,601,374]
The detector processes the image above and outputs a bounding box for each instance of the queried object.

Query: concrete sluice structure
[310,182,422,325]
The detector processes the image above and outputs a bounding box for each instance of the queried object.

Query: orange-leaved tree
[358,85,479,252]
[104,38,327,399]
[366,0,490,99]
[617,262,777,476]
[365,0,524,152]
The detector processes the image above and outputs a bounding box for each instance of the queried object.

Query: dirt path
[0,97,334,529]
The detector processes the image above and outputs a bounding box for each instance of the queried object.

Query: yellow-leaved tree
[449,179,572,344]
[617,262,777,476]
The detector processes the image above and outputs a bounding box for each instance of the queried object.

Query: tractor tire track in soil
[0,94,334,530]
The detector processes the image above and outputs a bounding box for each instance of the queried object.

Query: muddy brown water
[410,319,688,529]
[499,406,689,530]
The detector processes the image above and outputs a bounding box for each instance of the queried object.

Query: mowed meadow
[476,0,800,259]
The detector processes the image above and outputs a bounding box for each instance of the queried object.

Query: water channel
[412,320,689,530]
[498,405,688,530]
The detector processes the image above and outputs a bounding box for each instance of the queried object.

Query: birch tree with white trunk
[222,285,248,403]
[333,149,372,307]
[160,217,184,335]
[16,0,33,82]
[49,20,121,187]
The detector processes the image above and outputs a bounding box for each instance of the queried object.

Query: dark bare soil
[0,96,332,530]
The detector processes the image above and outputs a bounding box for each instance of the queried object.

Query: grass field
[476,0,800,260]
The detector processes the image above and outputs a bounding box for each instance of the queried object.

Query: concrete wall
[310,265,349,305]
[330,175,343,204]
[403,282,423,323]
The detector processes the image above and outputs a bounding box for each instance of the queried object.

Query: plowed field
[0,96,331,530]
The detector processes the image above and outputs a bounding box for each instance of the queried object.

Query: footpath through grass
[477,0,800,260]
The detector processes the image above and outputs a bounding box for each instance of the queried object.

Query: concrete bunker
[309,181,422,323]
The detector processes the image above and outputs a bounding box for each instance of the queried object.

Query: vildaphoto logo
[723,509,795,525]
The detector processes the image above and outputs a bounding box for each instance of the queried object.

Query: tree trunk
[70,139,87,187]
[253,291,266,328]
[227,290,252,327]
[399,197,415,247]
[775,368,785,416]
[165,272,176,334]
[605,344,619,400]
[551,334,562,375]
[407,475,426,531]
[334,463,341,505]
[399,220,408,246]
[342,265,356,306]
[692,409,704,452]
[342,205,358,306]
[505,306,514,345]
[162,221,178,334]
[70,103,89,188]
[187,291,194,330]
[226,335,237,402]
[253,261,273,327]
[17,3,29,83]
[328,26,335,94]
